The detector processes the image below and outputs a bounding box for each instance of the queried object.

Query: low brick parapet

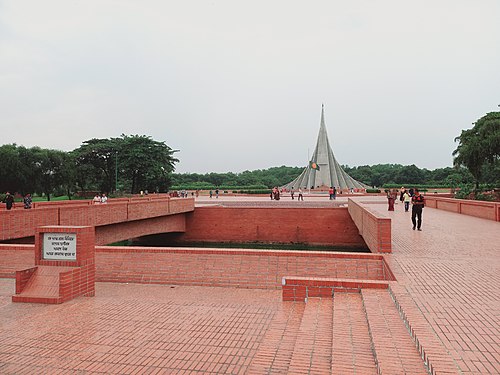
[348,198,392,253]
[424,195,500,221]
[282,276,390,301]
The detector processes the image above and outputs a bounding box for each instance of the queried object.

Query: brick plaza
[0,195,499,374]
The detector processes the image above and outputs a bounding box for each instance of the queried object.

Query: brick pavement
[0,195,498,374]
[370,199,500,375]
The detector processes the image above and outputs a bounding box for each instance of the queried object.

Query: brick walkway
[370,200,500,375]
[0,196,499,374]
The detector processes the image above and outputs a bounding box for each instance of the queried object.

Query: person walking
[411,188,425,230]
[298,188,304,201]
[387,190,395,211]
[403,190,411,212]
[3,192,15,210]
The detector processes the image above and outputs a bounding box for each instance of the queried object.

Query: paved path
[370,200,500,374]
[0,196,498,374]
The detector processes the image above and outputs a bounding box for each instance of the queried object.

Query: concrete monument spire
[282,105,368,191]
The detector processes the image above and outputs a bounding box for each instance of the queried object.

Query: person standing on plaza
[298,188,304,201]
[3,192,15,210]
[101,193,108,204]
[93,194,101,204]
[411,188,425,230]
[399,186,406,203]
[23,193,32,209]
[290,187,295,200]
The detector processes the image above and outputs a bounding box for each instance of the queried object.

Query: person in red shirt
[411,188,425,231]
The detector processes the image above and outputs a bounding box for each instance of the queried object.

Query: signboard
[43,233,77,261]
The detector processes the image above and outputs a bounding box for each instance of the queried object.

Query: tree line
[0,135,178,200]
[0,112,498,200]
[170,164,488,191]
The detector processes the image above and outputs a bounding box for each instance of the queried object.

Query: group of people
[2,192,32,210]
[209,189,219,198]
[93,193,108,204]
[279,187,304,201]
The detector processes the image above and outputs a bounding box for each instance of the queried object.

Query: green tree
[0,144,24,194]
[73,138,120,193]
[118,134,179,194]
[32,148,69,201]
[453,112,500,189]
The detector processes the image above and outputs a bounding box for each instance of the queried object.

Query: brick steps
[287,298,333,374]
[388,284,459,374]
[332,292,378,374]
[246,302,305,374]
[362,289,429,374]
[12,266,73,304]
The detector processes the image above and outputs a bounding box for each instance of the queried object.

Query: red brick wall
[59,266,95,301]
[0,208,59,241]
[282,277,389,301]
[348,199,392,253]
[0,245,35,278]
[95,247,392,289]
[179,207,366,247]
[15,267,37,294]
[2,245,396,291]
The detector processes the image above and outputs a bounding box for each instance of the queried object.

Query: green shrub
[382,184,448,190]
[365,188,381,193]
[171,184,268,191]
[237,189,272,194]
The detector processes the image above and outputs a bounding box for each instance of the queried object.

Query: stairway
[362,289,429,374]
[287,297,333,374]
[249,289,432,374]
[247,302,305,374]
[12,266,73,304]
[332,292,378,374]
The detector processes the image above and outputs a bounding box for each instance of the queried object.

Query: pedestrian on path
[411,188,425,230]
[23,193,32,209]
[387,189,395,211]
[298,188,304,201]
[3,192,15,210]
[403,190,411,212]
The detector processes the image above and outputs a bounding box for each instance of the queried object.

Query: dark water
[110,233,370,253]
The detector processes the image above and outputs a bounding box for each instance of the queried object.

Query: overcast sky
[1,1,499,174]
